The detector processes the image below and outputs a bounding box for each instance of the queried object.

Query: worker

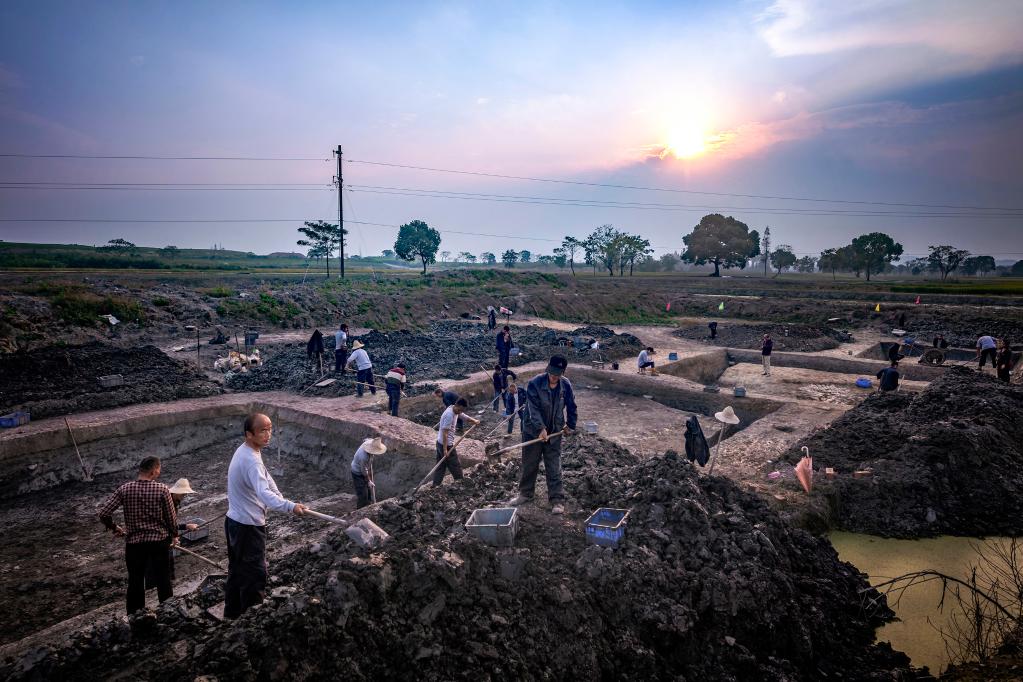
[898,312,907,329]
[996,339,1014,383]
[384,363,407,416]
[350,437,387,508]
[509,355,577,515]
[98,456,179,615]
[761,334,773,376]
[487,306,497,331]
[434,387,464,433]
[637,347,657,374]
[887,341,903,365]
[876,360,901,393]
[334,324,349,374]
[976,334,997,369]
[346,340,375,396]
[491,364,517,411]
[933,334,949,349]
[435,398,480,487]
[496,325,513,369]
[225,413,307,619]
[502,382,523,437]
[708,321,718,340]
[307,329,325,367]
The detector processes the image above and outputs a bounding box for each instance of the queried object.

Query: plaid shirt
[98,479,178,544]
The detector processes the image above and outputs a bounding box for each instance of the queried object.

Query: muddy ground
[0,342,222,420]
[673,321,852,352]
[779,367,1023,538]
[1,434,922,681]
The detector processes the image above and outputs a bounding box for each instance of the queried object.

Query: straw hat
[168,478,196,495]
[362,437,387,455]
[352,340,365,350]
[714,405,740,425]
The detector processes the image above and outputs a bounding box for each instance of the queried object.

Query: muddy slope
[673,321,851,352]
[783,367,1023,538]
[4,435,919,681]
[0,342,222,419]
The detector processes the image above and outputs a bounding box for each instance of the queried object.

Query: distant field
[889,280,1023,296]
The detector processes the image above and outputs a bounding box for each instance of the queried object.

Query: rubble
[674,322,851,352]
[5,434,920,680]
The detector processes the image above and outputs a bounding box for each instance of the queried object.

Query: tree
[160,245,179,258]
[536,255,555,266]
[382,249,395,259]
[681,214,757,277]
[761,226,771,276]
[480,252,496,265]
[926,245,970,281]
[519,250,532,263]
[659,252,682,272]
[619,234,653,276]
[394,219,442,274]
[796,255,817,273]
[560,236,583,275]
[457,251,474,263]
[851,232,903,281]
[102,238,136,255]
[818,248,842,279]
[502,249,519,268]
[552,250,567,268]
[440,250,451,263]
[304,243,328,264]
[770,245,797,275]
[585,224,625,276]
[297,221,344,278]
[1012,260,1023,276]
[962,255,995,277]
[747,229,761,268]
[904,257,928,276]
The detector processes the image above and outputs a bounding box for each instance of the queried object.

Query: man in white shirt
[350,437,386,508]
[334,324,349,374]
[224,413,307,619]
[977,334,997,369]
[345,340,376,397]
[434,398,479,487]
[637,347,657,374]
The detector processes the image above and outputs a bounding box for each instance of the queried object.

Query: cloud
[476,97,490,105]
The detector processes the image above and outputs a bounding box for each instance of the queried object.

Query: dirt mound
[0,342,222,419]
[227,322,641,395]
[6,435,919,680]
[783,367,1023,538]
[673,322,851,352]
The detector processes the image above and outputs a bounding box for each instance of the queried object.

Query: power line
[0,181,330,186]
[345,158,1023,212]
[0,153,329,161]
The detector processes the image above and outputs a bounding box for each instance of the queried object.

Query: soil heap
[673,322,851,352]
[783,367,1023,538]
[5,434,918,681]
[0,341,222,419]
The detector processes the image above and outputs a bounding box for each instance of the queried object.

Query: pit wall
[657,350,730,384]
[0,393,485,500]
[724,348,945,382]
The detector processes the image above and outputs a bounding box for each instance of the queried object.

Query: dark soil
[782,367,1023,538]
[673,321,852,352]
[226,322,641,397]
[4,435,921,681]
[0,342,222,420]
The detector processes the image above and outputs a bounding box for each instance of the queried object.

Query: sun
[665,124,709,159]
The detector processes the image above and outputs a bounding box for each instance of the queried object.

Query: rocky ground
[780,367,1023,538]
[2,434,922,681]
[0,342,222,420]
[672,321,852,352]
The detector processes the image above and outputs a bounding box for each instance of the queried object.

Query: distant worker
[98,456,178,615]
[887,341,903,365]
[346,340,375,397]
[383,363,407,416]
[996,339,1014,383]
[487,306,497,331]
[502,382,523,436]
[761,334,773,376]
[898,312,907,329]
[350,437,387,508]
[637,347,657,374]
[164,478,199,583]
[510,355,577,515]
[976,334,998,369]
[933,334,949,349]
[496,325,514,369]
[708,321,718,340]
[334,324,349,374]
[225,413,306,619]
[434,387,463,433]
[307,329,324,368]
[876,360,901,393]
[491,364,517,411]
[434,398,480,487]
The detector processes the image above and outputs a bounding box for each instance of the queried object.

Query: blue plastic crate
[0,411,30,428]
[668,352,679,361]
[585,508,630,548]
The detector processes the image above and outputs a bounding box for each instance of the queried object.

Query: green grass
[200,286,236,298]
[215,292,302,325]
[889,280,1023,296]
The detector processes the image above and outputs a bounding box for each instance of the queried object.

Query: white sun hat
[168,478,196,495]
[714,405,740,425]
[363,437,387,455]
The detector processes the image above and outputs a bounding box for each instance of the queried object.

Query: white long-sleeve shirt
[346,348,372,370]
[226,442,295,526]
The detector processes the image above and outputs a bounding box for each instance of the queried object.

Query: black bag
[684,415,711,467]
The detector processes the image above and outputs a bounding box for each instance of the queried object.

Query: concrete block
[346,518,390,549]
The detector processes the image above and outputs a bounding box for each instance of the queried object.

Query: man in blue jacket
[509,355,577,515]
[496,325,513,369]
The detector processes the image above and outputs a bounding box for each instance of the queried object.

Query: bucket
[466,507,519,547]
[584,421,598,434]
[668,352,678,361]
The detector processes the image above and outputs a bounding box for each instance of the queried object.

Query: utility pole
[334,145,345,279]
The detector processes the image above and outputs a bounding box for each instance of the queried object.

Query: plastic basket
[181,517,209,543]
[855,378,872,389]
[584,421,598,434]
[97,374,124,388]
[0,411,30,428]
[585,508,630,548]
[509,347,521,357]
[668,352,679,361]
[466,507,519,547]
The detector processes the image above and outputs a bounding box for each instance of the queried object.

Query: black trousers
[979,348,997,368]
[518,434,565,502]
[352,472,372,508]
[433,442,463,487]
[334,348,348,373]
[356,368,375,396]
[126,539,172,614]
[386,385,401,416]
[499,351,510,369]
[224,518,267,620]
[998,369,1011,382]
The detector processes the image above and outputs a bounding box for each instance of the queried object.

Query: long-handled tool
[300,370,333,395]
[64,417,93,482]
[305,508,346,524]
[174,543,223,569]
[369,461,377,504]
[193,512,227,530]
[372,374,409,398]
[707,424,729,476]
[487,431,563,459]
[482,403,527,440]
[413,422,480,493]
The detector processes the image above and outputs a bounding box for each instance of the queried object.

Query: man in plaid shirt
[98,456,179,614]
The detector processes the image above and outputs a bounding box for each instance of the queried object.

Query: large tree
[586,224,626,277]
[681,214,757,277]
[297,220,345,278]
[560,236,583,275]
[480,251,496,264]
[770,245,797,276]
[761,226,771,276]
[394,219,442,274]
[519,250,532,263]
[795,255,817,273]
[818,248,842,279]
[501,249,519,268]
[962,255,996,276]
[851,232,903,281]
[927,245,970,281]
[619,234,653,276]
[747,229,761,268]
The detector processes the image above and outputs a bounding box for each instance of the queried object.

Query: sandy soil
[716,363,930,406]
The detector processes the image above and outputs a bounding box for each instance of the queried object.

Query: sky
[1,0,1022,262]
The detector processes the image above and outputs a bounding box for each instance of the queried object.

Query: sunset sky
[1,0,1021,261]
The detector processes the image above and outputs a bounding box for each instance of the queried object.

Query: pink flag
[915,296,920,304]
[666,301,671,311]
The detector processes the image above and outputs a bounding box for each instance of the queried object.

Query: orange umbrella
[794,446,813,494]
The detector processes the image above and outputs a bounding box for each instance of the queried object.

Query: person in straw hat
[345,339,375,397]
[350,437,387,508]
[708,406,740,475]
[161,478,200,582]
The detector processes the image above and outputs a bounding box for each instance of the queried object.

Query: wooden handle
[487,431,563,458]
[174,544,223,569]
[305,509,345,524]
[413,421,481,492]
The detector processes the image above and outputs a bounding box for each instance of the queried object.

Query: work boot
[551,503,565,515]
[508,494,532,506]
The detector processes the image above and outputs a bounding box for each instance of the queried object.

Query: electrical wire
[0,153,329,161]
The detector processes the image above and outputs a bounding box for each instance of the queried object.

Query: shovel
[481,403,527,440]
[305,508,346,524]
[487,431,563,459]
[175,543,224,569]
[413,422,481,493]
[64,418,93,482]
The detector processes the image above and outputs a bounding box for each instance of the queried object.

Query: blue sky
[1,0,1021,261]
